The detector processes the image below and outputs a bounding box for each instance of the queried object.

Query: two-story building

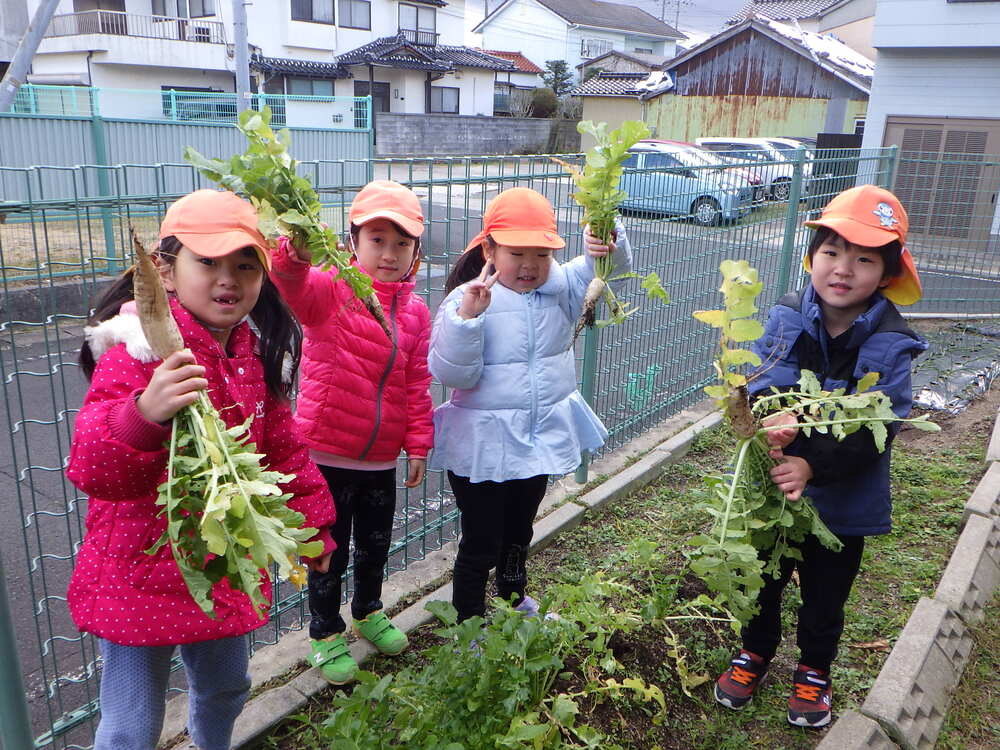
[471,0,682,82]
[728,0,875,59]
[860,0,1000,254]
[23,0,514,122]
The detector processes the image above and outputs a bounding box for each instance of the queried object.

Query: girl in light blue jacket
[429,187,631,622]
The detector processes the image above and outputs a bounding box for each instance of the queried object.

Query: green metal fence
[1,146,998,748]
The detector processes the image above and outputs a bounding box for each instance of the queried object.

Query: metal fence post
[574,326,599,483]
[775,146,806,296]
[89,104,119,274]
[883,144,900,190]
[0,550,33,750]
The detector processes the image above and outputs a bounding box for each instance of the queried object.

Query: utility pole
[232,0,251,112]
[0,0,61,113]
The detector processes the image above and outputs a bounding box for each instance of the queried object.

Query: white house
[471,0,682,82]
[24,0,514,122]
[860,0,1000,252]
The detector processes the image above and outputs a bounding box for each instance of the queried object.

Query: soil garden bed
[255,364,998,750]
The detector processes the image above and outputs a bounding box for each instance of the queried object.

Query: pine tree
[542,60,574,98]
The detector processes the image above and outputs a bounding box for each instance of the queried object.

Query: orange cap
[463,187,565,254]
[159,189,271,271]
[349,180,425,238]
[803,185,922,305]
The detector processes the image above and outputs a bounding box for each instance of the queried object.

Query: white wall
[478,0,570,74]
[861,48,1000,151]
[874,0,1000,48]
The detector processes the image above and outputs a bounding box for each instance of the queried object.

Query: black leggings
[448,472,548,622]
[307,465,397,639]
[741,533,865,673]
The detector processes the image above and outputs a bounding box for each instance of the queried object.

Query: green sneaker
[309,634,358,685]
[353,610,409,656]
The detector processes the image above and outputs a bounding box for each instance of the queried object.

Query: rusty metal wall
[671,27,864,101]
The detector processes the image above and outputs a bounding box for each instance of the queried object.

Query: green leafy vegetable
[132,230,322,618]
[554,120,669,339]
[184,107,391,339]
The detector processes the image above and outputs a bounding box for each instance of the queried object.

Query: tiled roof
[568,71,647,97]
[482,50,544,74]
[337,34,517,72]
[575,49,670,70]
[249,54,350,79]
[727,0,843,24]
[478,0,681,38]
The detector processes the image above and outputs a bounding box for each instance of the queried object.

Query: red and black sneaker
[714,649,768,710]
[787,664,833,728]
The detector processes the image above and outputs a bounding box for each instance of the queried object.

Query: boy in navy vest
[714,185,927,728]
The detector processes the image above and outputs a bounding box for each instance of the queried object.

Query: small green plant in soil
[184,107,391,338]
[553,120,669,339]
[688,260,939,626]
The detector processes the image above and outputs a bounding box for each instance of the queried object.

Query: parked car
[694,137,813,200]
[618,144,754,226]
[642,139,769,204]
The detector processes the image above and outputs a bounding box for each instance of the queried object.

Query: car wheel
[691,197,722,226]
[771,179,791,201]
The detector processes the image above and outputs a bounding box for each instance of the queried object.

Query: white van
[694,137,812,200]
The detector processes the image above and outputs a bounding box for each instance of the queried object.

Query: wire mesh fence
[1,145,998,747]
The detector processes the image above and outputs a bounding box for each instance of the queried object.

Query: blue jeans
[94,636,250,750]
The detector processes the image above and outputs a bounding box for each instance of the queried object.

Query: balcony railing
[45,10,227,44]
[398,28,439,46]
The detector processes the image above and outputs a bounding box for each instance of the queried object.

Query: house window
[287,78,335,96]
[339,0,371,29]
[291,0,334,23]
[854,118,866,136]
[152,0,214,17]
[580,38,613,58]
[430,86,459,114]
[399,3,436,45]
[633,47,653,54]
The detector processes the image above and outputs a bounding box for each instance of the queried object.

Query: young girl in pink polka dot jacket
[66,190,336,750]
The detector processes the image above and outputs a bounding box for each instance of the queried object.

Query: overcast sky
[604,0,749,35]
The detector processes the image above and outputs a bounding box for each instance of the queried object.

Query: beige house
[567,71,646,149]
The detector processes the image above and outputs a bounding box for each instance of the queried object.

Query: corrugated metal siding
[0,115,371,203]
[649,94,833,142]
[673,28,862,100]
[0,116,96,203]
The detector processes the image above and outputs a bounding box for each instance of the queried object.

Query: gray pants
[94,636,250,750]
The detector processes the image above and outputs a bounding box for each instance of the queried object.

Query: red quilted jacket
[66,300,335,646]
[270,240,434,463]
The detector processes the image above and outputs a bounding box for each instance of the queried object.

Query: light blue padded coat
[429,229,632,483]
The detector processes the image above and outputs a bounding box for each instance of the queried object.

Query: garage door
[884,117,1000,247]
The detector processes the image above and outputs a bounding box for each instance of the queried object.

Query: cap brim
[803,216,901,248]
[353,210,425,238]
[172,229,272,272]
[882,247,922,305]
[488,228,565,249]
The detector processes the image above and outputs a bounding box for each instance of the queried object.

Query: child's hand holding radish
[583,224,614,259]
[136,350,207,424]
[762,412,798,452]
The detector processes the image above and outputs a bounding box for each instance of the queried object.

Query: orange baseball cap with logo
[349,180,425,238]
[463,187,566,254]
[159,189,272,271]
[803,185,922,305]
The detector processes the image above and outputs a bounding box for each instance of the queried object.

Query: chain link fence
[1,145,998,747]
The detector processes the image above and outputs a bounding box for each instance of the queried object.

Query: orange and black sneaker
[787,664,833,728]
[714,649,768,710]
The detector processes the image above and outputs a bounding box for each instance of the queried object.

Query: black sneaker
[787,664,832,728]
[714,649,768,710]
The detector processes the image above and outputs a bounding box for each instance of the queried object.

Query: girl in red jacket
[67,190,335,750]
[270,180,434,685]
